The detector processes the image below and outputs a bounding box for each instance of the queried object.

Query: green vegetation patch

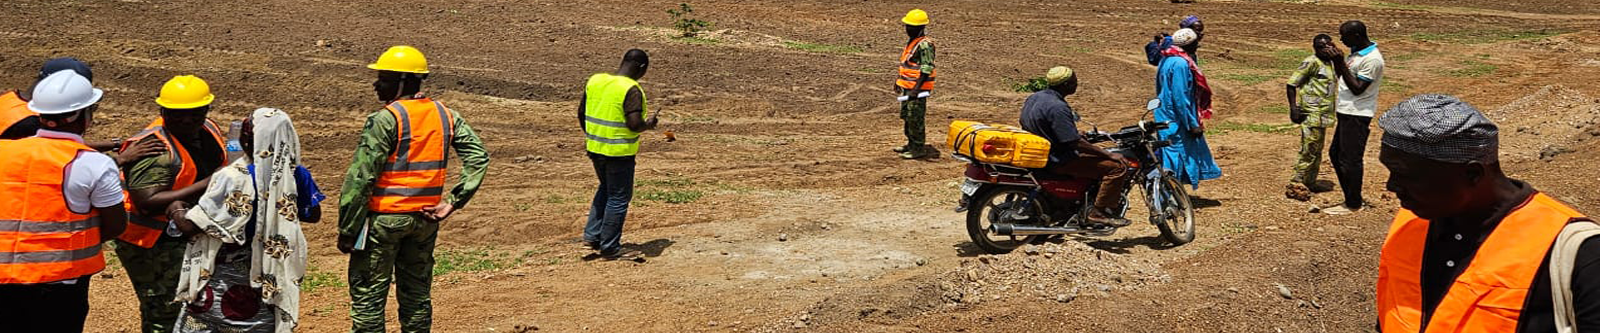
[1409,29,1567,44]
[667,3,713,38]
[640,189,705,204]
[784,41,863,54]
[1006,76,1051,93]
[1447,60,1497,77]
[434,247,516,276]
[302,265,345,294]
[1211,122,1296,134]
[1218,73,1277,86]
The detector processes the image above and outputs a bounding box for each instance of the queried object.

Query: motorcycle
[954,103,1196,254]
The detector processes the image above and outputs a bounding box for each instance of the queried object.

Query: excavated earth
[1,0,1598,331]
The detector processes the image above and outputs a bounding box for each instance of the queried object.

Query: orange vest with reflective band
[116,118,227,248]
[0,137,106,284]
[369,98,454,213]
[1377,193,1588,333]
[0,91,34,132]
[896,36,935,91]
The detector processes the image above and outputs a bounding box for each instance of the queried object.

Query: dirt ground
[1,0,1598,331]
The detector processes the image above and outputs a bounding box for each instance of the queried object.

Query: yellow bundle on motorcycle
[947,120,1051,169]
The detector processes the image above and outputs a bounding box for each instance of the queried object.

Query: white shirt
[1336,44,1385,118]
[37,130,125,213]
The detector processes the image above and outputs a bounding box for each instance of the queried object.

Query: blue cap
[38,58,92,82]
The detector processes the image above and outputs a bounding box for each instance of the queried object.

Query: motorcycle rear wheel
[966,186,1048,254]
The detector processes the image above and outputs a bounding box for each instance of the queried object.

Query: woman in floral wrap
[169,107,324,332]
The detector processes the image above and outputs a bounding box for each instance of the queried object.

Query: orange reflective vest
[117,118,227,248]
[1377,193,1588,333]
[0,137,106,284]
[0,90,34,132]
[368,98,454,213]
[896,36,935,91]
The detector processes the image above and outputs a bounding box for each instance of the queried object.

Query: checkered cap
[1379,94,1499,164]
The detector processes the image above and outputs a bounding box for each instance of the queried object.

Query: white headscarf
[177,107,307,332]
[1172,28,1198,47]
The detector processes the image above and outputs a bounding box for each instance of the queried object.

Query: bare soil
[1,0,1597,331]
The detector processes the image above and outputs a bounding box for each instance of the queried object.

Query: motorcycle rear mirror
[1146,98,1161,111]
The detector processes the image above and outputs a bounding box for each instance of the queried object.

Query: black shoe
[585,248,646,262]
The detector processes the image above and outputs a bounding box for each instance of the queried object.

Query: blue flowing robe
[1155,56,1222,188]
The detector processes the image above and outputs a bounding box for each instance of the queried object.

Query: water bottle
[225,120,244,162]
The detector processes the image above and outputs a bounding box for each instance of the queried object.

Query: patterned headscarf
[176,108,307,332]
[1379,94,1500,164]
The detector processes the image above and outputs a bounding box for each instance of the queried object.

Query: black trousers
[1328,113,1372,209]
[0,275,92,333]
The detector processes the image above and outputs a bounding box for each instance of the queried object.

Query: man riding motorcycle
[1017,66,1133,227]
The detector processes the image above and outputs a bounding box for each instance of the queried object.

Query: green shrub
[667,3,713,38]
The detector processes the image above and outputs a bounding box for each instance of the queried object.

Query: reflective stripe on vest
[1377,193,1588,333]
[0,137,106,283]
[116,118,227,248]
[0,91,33,132]
[583,73,647,157]
[368,98,453,213]
[896,36,935,91]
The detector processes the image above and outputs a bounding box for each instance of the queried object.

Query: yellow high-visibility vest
[583,73,648,157]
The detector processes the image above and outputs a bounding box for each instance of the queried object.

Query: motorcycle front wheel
[1152,174,1197,245]
[966,186,1048,254]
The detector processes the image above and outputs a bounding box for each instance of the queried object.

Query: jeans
[585,153,636,254]
[0,276,91,333]
[1329,113,1372,209]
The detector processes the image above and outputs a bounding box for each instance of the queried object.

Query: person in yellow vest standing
[338,45,490,333]
[1375,95,1600,332]
[0,70,128,333]
[578,49,657,261]
[893,9,936,159]
[117,74,230,333]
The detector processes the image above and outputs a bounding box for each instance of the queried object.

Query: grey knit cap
[1378,94,1499,164]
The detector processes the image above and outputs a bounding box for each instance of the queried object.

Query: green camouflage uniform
[339,101,488,333]
[1287,55,1338,185]
[118,139,224,333]
[899,37,935,154]
[113,237,186,333]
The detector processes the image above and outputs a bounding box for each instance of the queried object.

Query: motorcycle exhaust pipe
[990,223,1083,236]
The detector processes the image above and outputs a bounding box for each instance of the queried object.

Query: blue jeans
[584,153,635,254]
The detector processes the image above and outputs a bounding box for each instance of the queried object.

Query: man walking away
[0,71,127,333]
[893,9,937,159]
[578,49,657,261]
[1324,20,1384,215]
[1374,94,1600,332]
[1285,34,1340,201]
[338,45,490,333]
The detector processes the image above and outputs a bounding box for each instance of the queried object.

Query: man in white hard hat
[0,70,128,333]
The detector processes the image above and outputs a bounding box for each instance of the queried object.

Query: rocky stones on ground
[937,241,1167,305]
[1276,284,1295,299]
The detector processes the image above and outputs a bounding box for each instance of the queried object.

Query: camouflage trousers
[1291,125,1328,185]
[349,213,439,333]
[114,236,187,333]
[900,98,927,149]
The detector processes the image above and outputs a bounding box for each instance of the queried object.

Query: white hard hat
[29,70,103,115]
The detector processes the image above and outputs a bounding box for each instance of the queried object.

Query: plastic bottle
[225,120,243,162]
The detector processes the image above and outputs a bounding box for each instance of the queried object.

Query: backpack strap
[1551,217,1600,333]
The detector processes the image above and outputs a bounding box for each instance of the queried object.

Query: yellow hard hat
[902,9,929,26]
[155,75,215,109]
[367,45,430,74]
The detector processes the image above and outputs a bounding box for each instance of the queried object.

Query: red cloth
[1161,46,1213,121]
